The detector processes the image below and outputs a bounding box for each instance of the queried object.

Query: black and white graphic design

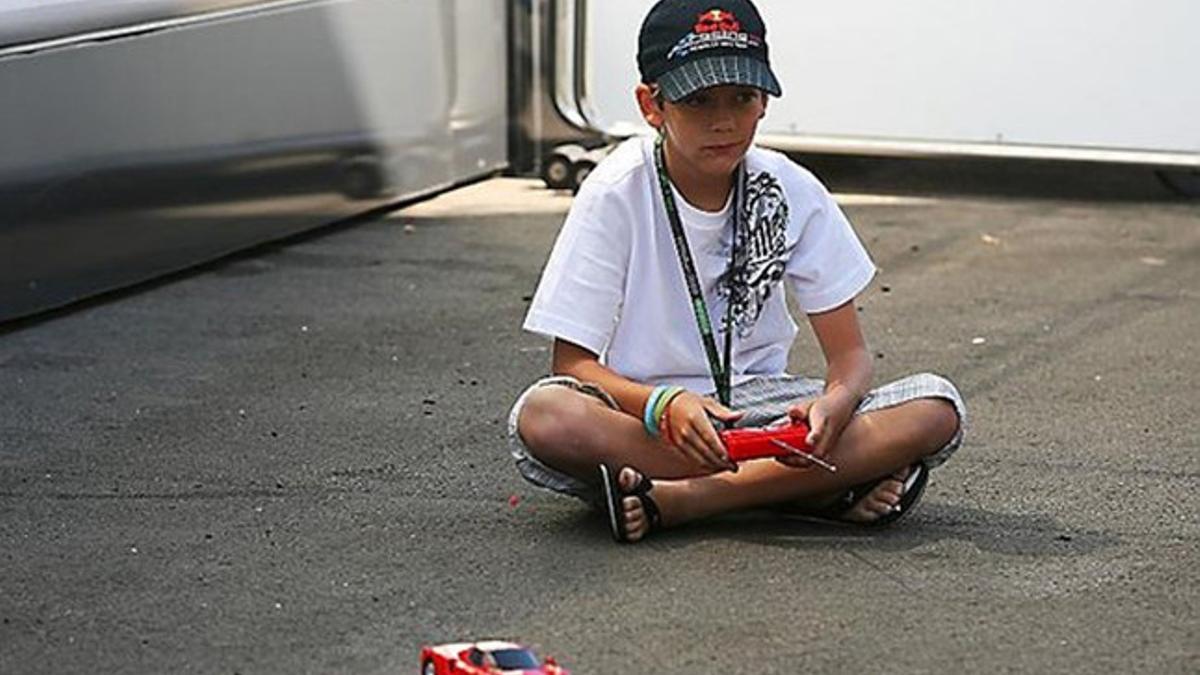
[720,171,788,336]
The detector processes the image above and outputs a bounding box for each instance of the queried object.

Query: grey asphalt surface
[2,158,1198,674]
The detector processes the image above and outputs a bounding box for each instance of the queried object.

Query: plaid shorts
[506,372,967,503]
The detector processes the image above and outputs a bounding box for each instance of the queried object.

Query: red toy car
[419,640,569,675]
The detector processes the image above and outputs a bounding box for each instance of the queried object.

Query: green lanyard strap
[652,135,744,407]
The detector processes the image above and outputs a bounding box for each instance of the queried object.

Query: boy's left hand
[659,392,742,474]
[780,389,857,468]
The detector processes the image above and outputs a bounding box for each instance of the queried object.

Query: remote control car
[419,640,569,675]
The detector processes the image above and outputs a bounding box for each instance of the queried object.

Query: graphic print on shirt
[719,170,789,337]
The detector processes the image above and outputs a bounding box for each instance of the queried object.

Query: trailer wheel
[569,146,613,193]
[542,155,574,189]
[571,160,596,193]
[542,144,586,189]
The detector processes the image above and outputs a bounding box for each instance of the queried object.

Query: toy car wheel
[421,660,436,675]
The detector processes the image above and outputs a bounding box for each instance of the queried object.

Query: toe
[871,496,899,515]
[877,480,904,504]
[625,512,646,538]
[623,496,645,534]
[849,494,888,521]
[843,476,907,522]
[863,494,892,512]
[618,466,642,492]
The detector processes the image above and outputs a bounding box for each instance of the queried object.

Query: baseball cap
[637,0,782,103]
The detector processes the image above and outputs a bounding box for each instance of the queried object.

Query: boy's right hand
[659,392,742,474]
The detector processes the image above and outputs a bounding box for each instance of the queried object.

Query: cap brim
[657,54,782,103]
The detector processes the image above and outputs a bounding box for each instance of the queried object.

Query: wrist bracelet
[652,386,685,430]
[643,386,668,437]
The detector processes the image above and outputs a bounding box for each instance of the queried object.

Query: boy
[508,0,965,543]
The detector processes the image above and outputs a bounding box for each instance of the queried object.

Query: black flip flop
[599,464,662,543]
[779,462,929,528]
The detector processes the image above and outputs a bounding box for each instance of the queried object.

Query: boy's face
[638,84,767,179]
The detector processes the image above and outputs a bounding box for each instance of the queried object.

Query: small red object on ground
[720,422,814,462]
[420,640,569,674]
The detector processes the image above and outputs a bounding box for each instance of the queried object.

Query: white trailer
[0,0,509,322]
[582,0,1199,170]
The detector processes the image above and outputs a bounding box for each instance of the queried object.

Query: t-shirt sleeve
[522,188,631,355]
[785,179,876,313]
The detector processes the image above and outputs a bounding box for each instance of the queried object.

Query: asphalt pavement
[2,158,1198,674]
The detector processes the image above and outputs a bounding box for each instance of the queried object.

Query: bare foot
[840,465,912,523]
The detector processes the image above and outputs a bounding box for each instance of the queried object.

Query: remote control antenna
[770,439,838,473]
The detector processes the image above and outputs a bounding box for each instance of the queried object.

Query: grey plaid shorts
[506,372,966,503]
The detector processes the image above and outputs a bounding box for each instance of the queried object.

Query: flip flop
[778,462,929,528]
[599,464,662,543]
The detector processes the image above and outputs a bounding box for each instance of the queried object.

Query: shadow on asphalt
[535,500,1118,558]
[724,502,1117,558]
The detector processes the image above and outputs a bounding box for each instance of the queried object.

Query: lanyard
[652,135,744,407]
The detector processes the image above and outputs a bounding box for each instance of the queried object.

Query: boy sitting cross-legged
[508,0,966,543]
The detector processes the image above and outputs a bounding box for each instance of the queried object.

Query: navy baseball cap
[638,0,782,103]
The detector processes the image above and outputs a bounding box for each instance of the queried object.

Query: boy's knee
[928,397,960,448]
[905,372,964,439]
[517,386,593,453]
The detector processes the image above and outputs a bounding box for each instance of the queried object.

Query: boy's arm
[552,338,740,473]
[551,339,655,418]
[787,300,873,461]
[810,299,873,404]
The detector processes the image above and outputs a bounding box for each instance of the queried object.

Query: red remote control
[720,423,818,463]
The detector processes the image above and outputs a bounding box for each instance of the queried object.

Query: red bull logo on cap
[695,9,741,34]
[667,6,761,61]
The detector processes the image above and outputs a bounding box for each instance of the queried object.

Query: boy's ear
[635,83,664,130]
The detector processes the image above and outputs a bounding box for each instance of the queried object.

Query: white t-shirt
[524,135,876,394]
